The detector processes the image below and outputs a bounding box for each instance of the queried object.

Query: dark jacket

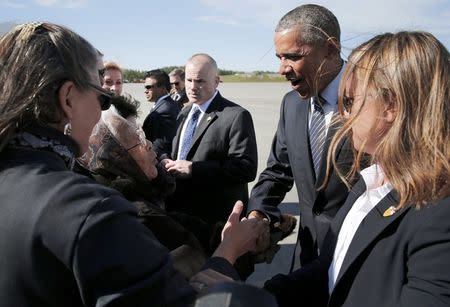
[166,92,258,226]
[0,128,237,307]
[248,90,354,267]
[264,178,450,307]
[142,95,179,157]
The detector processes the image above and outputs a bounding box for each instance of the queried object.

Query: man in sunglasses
[142,69,179,157]
[169,68,189,110]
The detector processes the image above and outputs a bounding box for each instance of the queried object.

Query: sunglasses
[342,95,354,113]
[88,83,112,110]
[170,82,180,86]
[144,84,156,90]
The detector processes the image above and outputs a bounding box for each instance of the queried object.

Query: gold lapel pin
[383,206,397,217]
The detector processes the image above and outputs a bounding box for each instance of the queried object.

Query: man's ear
[325,37,340,58]
[214,76,220,87]
[58,80,75,120]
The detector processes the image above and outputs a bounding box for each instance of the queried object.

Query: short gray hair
[276,4,340,46]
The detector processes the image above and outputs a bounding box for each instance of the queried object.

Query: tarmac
[124,81,300,287]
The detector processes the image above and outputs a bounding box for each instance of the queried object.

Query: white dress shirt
[328,163,393,293]
[176,90,218,160]
[308,62,346,132]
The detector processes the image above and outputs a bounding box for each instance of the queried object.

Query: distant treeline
[122,66,279,83]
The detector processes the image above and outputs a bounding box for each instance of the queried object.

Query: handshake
[214,202,297,266]
[248,210,297,264]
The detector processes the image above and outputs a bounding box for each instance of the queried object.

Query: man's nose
[278,60,292,75]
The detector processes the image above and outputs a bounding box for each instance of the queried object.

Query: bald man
[163,53,257,243]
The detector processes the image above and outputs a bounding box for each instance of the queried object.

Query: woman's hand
[213,201,269,264]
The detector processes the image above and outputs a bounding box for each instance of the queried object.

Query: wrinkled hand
[213,201,269,265]
[165,159,193,178]
[252,213,297,264]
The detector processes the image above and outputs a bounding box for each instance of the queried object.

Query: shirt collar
[360,163,393,194]
[316,61,346,106]
[194,90,218,113]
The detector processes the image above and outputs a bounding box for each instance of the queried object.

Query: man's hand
[165,159,193,178]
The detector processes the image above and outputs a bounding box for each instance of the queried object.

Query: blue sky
[1,0,449,72]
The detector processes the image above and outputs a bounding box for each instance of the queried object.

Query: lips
[289,77,303,86]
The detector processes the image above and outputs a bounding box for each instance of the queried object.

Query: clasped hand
[213,201,270,264]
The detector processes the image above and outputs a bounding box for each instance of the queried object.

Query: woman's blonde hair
[327,31,450,208]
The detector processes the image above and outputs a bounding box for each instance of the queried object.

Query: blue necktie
[309,96,326,179]
[179,107,201,160]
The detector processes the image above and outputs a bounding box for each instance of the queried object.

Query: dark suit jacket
[264,178,450,307]
[165,92,258,226]
[142,95,179,157]
[248,90,354,267]
[172,90,189,110]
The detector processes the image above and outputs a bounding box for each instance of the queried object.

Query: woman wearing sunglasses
[264,31,450,307]
[0,22,268,306]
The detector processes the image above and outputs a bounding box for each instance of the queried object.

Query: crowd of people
[0,3,448,307]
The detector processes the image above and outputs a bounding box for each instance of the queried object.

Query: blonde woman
[264,31,450,307]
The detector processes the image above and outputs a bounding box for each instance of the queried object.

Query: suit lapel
[333,190,407,289]
[186,94,221,157]
[294,98,316,188]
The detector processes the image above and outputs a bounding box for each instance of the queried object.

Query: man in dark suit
[169,68,189,110]
[163,53,258,232]
[247,4,353,270]
[142,69,179,157]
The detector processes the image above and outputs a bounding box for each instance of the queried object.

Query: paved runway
[125,82,300,286]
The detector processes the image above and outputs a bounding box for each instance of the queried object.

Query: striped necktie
[309,96,326,179]
[179,107,201,160]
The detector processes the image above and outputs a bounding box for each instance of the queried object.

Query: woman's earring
[64,122,72,135]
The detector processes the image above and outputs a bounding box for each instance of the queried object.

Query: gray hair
[276,4,340,46]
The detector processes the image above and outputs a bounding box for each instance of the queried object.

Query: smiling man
[247,4,355,271]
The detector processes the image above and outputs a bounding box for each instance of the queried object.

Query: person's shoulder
[283,89,304,102]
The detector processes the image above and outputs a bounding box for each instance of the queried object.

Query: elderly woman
[84,94,207,278]
[0,22,268,306]
[264,31,450,307]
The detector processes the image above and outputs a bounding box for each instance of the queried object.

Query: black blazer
[165,92,258,225]
[264,178,450,307]
[142,95,179,157]
[248,90,354,266]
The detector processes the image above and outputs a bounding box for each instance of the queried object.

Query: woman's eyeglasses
[88,83,112,111]
[126,128,148,151]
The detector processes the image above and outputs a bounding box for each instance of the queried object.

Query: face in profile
[126,123,158,181]
[68,68,105,154]
[274,28,329,99]
[103,68,123,95]
[343,77,394,155]
[185,60,219,104]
